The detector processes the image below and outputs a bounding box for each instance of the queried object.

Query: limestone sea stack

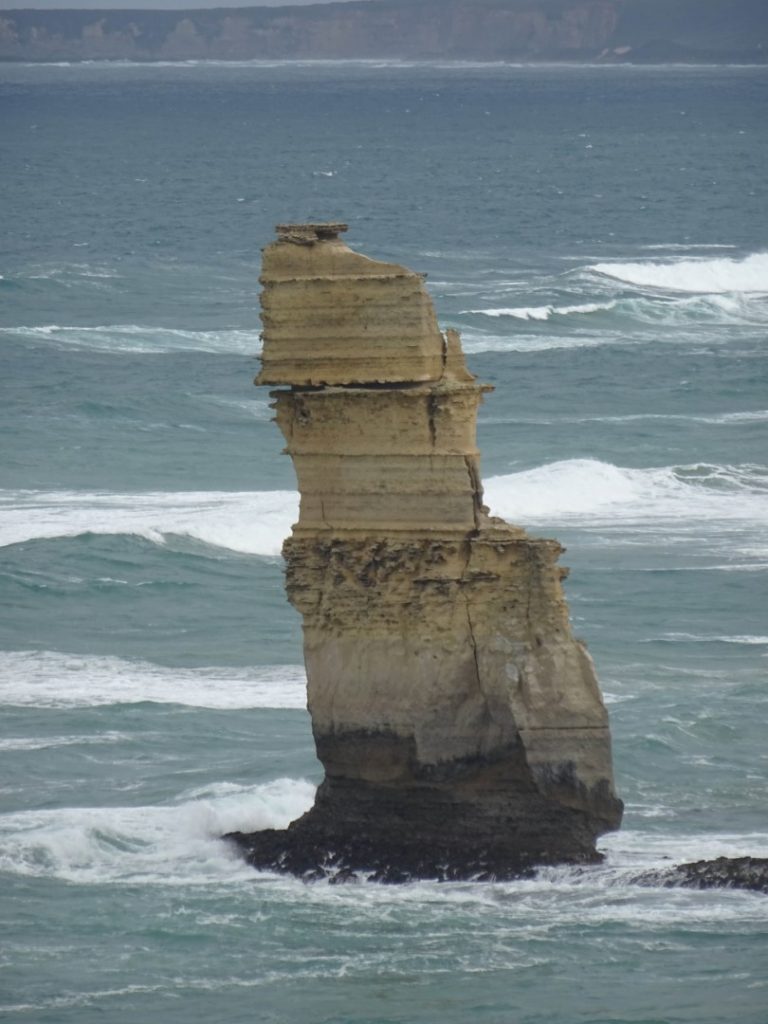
[228,223,623,881]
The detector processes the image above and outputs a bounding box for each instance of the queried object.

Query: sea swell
[0,650,307,709]
[589,252,768,294]
[1,460,765,557]
[0,488,297,555]
[484,459,768,525]
[456,250,768,353]
[0,324,262,355]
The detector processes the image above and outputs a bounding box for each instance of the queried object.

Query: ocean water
[1,60,767,1023]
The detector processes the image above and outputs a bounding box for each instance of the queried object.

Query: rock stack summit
[228,223,622,881]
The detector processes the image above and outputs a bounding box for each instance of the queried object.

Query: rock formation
[636,857,768,895]
[228,222,622,881]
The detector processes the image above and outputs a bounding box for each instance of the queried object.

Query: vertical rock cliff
[229,223,622,881]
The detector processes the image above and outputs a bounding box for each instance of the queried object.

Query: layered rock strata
[229,223,622,881]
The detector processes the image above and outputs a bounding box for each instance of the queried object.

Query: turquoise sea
[1,61,767,1022]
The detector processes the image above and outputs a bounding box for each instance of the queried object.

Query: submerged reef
[227,223,623,882]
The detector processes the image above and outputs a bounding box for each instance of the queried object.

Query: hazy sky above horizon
[0,0,367,8]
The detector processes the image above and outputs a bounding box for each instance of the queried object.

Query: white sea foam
[598,829,768,871]
[461,331,611,354]
[24,262,120,282]
[590,252,768,293]
[206,396,273,420]
[622,291,768,327]
[0,324,261,355]
[617,409,768,425]
[458,304,768,354]
[484,459,768,525]
[0,777,316,884]
[658,633,768,646]
[639,244,738,251]
[712,409,768,423]
[0,488,297,555]
[0,651,307,709]
[465,301,615,320]
[482,410,768,426]
[0,731,128,751]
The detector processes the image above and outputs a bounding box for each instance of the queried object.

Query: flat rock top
[276,223,349,242]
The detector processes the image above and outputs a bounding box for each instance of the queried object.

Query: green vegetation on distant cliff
[0,0,766,63]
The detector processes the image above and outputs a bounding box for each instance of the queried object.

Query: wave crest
[0,650,307,709]
[0,777,316,884]
[484,459,768,523]
[0,489,297,555]
[590,252,768,294]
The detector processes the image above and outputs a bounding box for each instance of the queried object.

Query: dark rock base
[225,778,608,883]
[636,856,768,895]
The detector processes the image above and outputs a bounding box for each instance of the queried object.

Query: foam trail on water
[590,252,768,293]
[465,301,615,320]
[658,633,768,645]
[0,489,298,555]
[0,778,316,884]
[0,651,307,709]
[0,731,129,751]
[598,829,768,871]
[0,324,262,355]
[584,409,768,425]
[461,332,610,354]
[481,410,768,426]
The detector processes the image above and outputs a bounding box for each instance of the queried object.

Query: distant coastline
[1,0,767,65]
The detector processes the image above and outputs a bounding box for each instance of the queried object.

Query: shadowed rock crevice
[227,223,622,881]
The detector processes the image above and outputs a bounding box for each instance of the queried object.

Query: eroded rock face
[228,223,622,881]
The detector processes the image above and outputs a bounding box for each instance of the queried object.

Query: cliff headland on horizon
[1,0,766,64]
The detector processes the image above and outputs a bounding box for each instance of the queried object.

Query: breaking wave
[0,650,307,709]
[0,489,297,556]
[457,251,768,353]
[484,459,768,524]
[0,777,316,884]
[589,252,768,294]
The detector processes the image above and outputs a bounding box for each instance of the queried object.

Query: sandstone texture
[228,223,622,881]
